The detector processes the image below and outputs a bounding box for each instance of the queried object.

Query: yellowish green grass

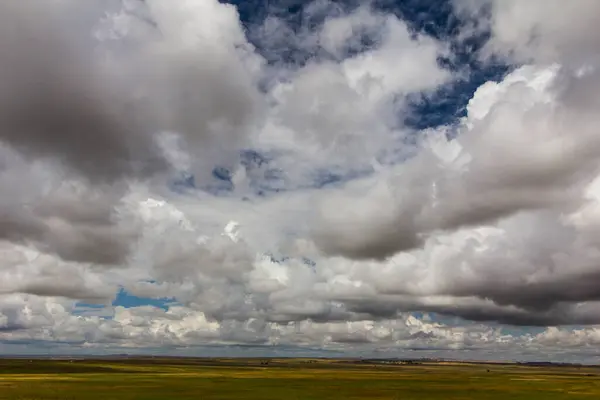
[0,358,599,399]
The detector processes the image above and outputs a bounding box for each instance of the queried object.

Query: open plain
[0,357,599,399]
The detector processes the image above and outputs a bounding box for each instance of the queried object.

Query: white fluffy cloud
[3,0,600,361]
[3,293,600,362]
[456,0,600,66]
[257,4,449,182]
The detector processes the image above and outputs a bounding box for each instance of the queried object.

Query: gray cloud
[0,0,265,266]
[0,2,167,183]
[0,157,137,265]
[313,63,600,260]
[98,0,264,183]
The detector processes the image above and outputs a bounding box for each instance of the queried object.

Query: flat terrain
[0,357,599,399]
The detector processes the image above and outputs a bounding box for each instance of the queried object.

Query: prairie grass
[0,358,599,399]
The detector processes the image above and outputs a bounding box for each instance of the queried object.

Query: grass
[0,357,599,399]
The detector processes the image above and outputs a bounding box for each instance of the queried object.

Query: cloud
[0,1,167,183]
[0,0,265,265]
[0,149,138,265]
[97,0,264,182]
[455,0,600,66]
[313,62,600,260]
[4,292,600,363]
[257,4,450,177]
[299,0,600,330]
[4,0,600,361]
[0,1,161,266]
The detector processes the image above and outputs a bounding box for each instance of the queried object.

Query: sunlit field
[1,358,599,399]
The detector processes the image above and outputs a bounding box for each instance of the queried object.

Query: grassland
[1,357,599,399]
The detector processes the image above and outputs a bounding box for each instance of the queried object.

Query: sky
[2,0,600,363]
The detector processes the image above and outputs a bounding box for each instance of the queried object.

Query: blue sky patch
[112,288,174,311]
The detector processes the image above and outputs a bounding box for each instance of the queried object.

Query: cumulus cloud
[258,4,449,176]
[0,1,166,183]
[3,293,600,363]
[0,1,157,266]
[314,62,600,258]
[0,149,138,265]
[97,0,264,182]
[455,0,600,66]
[0,0,263,265]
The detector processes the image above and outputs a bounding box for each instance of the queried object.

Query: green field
[0,357,599,399]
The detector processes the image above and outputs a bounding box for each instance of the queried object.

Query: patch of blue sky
[111,288,175,311]
[193,151,372,197]
[404,64,509,130]
[169,171,196,194]
[212,166,233,182]
[73,303,105,310]
[243,165,374,196]
[266,253,317,272]
[201,166,235,195]
[499,326,546,336]
[240,149,270,168]
[191,149,406,199]
[309,166,374,189]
